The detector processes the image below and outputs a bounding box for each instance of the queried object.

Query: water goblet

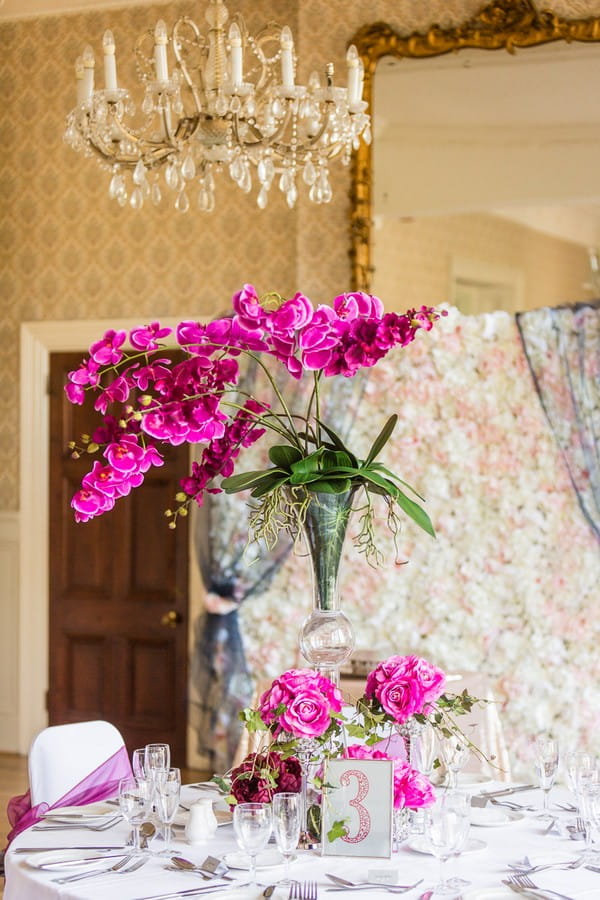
[272,792,301,885]
[118,775,150,854]
[534,734,559,818]
[154,767,181,856]
[440,735,470,790]
[425,795,465,895]
[233,802,272,888]
[445,791,472,890]
[144,742,170,777]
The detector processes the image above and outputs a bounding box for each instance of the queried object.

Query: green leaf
[314,418,352,455]
[364,414,398,466]
[327,819,348,843]
[268,444,303,469]
[250,474,289,498]
[360,469,435,537]
[221,469,285,493]
[307,478,352,494]
[369,462,426,502]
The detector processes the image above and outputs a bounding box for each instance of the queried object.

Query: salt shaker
[185,797,218,844]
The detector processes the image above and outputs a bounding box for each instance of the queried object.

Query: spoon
[140,822,156,850]
[171,857,234,881]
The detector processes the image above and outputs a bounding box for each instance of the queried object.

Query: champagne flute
[578,776,600,862]
[118,775,150,854]
[272,792,301,885]
[440,735,470,790]
[154,767,181,856]
[233,802,272,888]
[144,742,170,817]
[132,748,147,778]
[534,734,559,818]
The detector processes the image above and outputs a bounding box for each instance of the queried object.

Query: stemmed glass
[154,767,181,856]
[118,775,150,854]
[534,734,559,818]
[272,792,301,885]
[425,795,465,895]
[233,802,272,889]
[440,735,471,790]
[576,771,600,861]
[444,792,472,890]
[132,748,147,778]
[144,742,170,825]
[565,751,597,812]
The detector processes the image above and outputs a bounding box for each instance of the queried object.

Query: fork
[33,815,121,832]
[503,873,576,900]
[52,854,146,884]
[508,857,583,875]
[289,882,318,900]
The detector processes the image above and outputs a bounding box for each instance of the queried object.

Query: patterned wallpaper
[3,0,600,510]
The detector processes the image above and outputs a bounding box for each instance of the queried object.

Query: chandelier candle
[64,0,371,212]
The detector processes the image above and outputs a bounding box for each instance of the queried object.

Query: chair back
[28,719,126,807]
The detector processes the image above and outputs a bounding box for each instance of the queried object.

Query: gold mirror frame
[349,0,600,292]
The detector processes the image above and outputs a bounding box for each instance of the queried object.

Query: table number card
[321,758,393,858]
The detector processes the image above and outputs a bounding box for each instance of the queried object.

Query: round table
[4,783,599,899]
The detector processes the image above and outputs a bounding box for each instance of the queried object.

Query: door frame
[19,317,191,754]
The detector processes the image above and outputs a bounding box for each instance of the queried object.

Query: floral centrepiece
[219,655,481,842]
[65,285,446,562]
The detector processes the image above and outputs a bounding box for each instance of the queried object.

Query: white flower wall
[239,307,600,775]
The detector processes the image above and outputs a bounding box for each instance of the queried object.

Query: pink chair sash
[6,744,132,845]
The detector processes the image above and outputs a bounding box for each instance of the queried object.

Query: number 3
[339,768,371,843]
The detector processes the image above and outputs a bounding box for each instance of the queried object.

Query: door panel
[48,352,189,764]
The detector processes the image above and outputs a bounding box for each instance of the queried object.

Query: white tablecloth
[4,784,600,899]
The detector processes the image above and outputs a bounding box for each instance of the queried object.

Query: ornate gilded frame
[349,0,600,292]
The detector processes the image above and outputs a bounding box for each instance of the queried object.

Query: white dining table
[4,782,600,899]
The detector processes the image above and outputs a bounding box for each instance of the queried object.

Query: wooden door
[48,352,189,764]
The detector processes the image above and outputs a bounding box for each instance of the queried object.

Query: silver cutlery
[508,857,583,875]
[33,814,121,832]
[554,802,577,813]
[13,845,124,853]
[290,882,318,900]
[37,853,131,869]
[168,857,235,880]
[326,873,424,892]
[503,873,575,900]
[52,854,146,884]
[480,784,535,798]
[491,799,536,812]
[131,887,238,899]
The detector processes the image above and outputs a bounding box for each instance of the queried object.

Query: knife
[36,853,129,869]
[13,846,124,853]
[480,784,535,798]
[131,886,236,899]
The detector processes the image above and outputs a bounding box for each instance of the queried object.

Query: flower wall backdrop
[236,306,600,776]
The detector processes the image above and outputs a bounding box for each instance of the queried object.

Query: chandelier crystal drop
[64,0,371,213]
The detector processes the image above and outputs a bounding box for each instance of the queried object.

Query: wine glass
[144,742,170,778]
[233,802,272,888]
[272,792,301,885]
[444,792,472,890]
[565,751,598,812]
[440,735,471,790]
[578,776,600,862]
[118,775,150,853]
[425,795,465,895]
[534,734,559,818]
[154,767,181,856]
[132,748,147,778]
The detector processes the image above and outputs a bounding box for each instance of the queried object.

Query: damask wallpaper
[4,0,600,511]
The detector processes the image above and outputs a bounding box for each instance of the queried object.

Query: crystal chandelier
[64,0,371,212]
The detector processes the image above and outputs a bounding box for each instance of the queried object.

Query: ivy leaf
[327,819,349,843]
[364,414,398,466]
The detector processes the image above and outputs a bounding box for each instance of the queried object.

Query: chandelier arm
[172,16,206,116]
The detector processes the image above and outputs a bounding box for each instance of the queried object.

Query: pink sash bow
[6,744,132,845]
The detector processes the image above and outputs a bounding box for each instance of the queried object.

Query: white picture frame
[321,758,394,858]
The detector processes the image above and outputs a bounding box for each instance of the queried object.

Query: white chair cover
[28,720,127,807]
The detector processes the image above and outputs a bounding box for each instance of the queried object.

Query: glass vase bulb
[298,608,355,670]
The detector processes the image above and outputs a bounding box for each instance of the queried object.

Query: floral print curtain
[516,301,600,541]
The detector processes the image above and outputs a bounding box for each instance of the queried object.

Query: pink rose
[364,655,446,724]
[258,668,343,739]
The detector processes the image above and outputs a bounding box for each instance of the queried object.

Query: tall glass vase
[296,488,356,686]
